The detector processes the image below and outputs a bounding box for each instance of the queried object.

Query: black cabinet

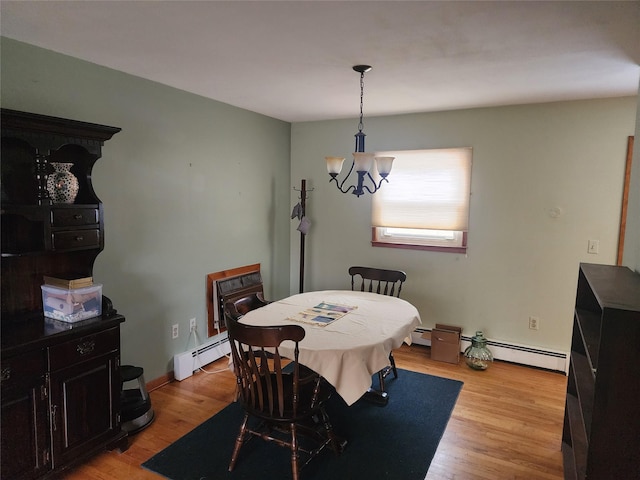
[1,109,126,479]
[48,327,122,467]
[1,350,51,479]
[562,263,640,480]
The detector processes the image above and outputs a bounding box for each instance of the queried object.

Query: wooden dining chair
[348,266,407,394]
[224,313,342,479]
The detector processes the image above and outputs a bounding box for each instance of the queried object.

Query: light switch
[588,239,599,254]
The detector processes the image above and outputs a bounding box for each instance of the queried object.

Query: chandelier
[325,65,394,197]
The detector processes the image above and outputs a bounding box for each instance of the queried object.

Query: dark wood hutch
[1,109,127,479]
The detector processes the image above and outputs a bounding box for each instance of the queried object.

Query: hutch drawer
[51,208,99,227]
[52,229,100,250]
[48,327,119,371]
[1,349,46,389]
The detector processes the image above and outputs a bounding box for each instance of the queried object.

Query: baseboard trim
[147,372,174,392]
[153,327,569,388]
[411,327,568,374]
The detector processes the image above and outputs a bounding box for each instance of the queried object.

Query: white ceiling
[1,1,639,123]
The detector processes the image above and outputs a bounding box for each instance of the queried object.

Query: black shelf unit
[562,263,640,479]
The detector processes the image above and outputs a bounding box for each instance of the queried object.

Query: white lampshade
[353,152,375,173]
[325,156,345,175]
[375,156,394,177]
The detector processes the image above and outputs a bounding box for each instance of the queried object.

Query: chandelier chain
[358,70,365,133]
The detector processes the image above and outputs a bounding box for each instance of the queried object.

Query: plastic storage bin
[41,283,102,322]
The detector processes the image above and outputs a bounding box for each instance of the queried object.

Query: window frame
[371,147,472,253]
[372,228,468,253]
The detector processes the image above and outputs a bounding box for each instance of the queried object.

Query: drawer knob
[74,214,83,220]
[1,367,10,382]
[76,340,95,355]
[75,236,84,242]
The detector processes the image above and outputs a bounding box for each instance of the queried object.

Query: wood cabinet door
[48,353,120,468]
[1,380,51,479]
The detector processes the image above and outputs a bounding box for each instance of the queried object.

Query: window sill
[371,241,467,254]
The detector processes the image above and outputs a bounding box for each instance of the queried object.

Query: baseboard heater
[411,327,568,373]
[173,332,231,381]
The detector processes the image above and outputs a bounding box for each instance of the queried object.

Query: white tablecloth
[239,290,422,405]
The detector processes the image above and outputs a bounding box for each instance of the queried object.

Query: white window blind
[372,148,472,231]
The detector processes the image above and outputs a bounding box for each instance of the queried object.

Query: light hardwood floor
[62,344,567,480]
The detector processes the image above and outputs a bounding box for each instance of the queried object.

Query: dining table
[239,290,422,406]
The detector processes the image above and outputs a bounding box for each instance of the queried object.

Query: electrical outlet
[172,324,179,339]
[529,316,540,330]
[189,317,196,332]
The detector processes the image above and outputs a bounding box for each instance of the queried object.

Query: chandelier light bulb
[353,152,375,173]
[375,156,394,177]
[325,156,346,176]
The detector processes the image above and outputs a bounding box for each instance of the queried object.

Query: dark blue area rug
[142,369,462,480]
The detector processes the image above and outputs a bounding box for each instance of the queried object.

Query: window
[371,147,472,253]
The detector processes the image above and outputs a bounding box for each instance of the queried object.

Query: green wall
[1,38,292,381]
[290,97,638,353]
[2,36,638,376]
